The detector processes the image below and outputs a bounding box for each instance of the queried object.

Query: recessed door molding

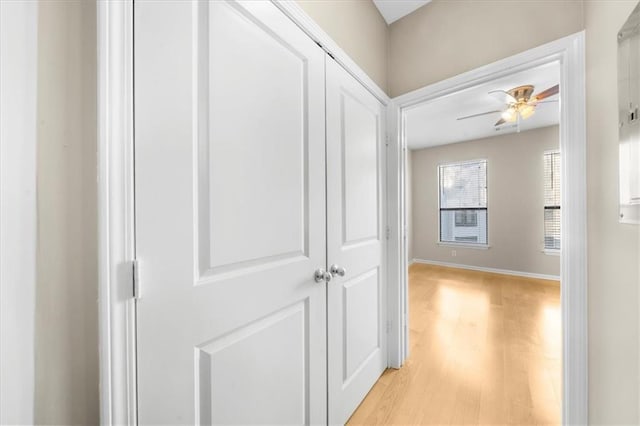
[387,32,588,424]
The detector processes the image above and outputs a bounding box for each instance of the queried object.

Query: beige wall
[388,0,584,97]
[411,126,561,277]
[585,1,640,423]
[35,1,99,424]
[296,0,388,92]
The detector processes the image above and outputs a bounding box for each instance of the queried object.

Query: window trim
[543,248,561,256]
[437,158,488,246]
[438,241,491,250]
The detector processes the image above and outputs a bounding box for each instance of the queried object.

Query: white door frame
[0,2,38,423]
[386,32,588,424]
[97,1,390,424]
[97,0,136,424]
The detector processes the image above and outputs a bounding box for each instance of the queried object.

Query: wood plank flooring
[347,263,561,425]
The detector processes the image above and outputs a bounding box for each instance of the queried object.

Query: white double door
[135,1,386,424]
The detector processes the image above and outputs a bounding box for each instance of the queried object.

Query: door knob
[314,268,332,283]
[330,264,346,277]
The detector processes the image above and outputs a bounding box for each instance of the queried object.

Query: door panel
[326,59,387,425]
[197,302,307,425]
[203,0,308,274]
[135,1,326,424]
[342,93,380,245]
[343,269,381,380]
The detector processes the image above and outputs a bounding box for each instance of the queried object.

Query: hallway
[347,263,561,425]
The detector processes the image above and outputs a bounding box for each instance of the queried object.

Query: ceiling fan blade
[533,99,559,104]
[488,90,516,104]
[494,118,507,126]
[456,110,502,121]
[533,84,559,101]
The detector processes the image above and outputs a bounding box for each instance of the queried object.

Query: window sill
[543,249,561,256]
[437,242,490,250]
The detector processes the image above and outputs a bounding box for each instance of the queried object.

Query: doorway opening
[351,60,563,424]
[381,33,587,425]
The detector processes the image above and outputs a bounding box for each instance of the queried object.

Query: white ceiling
[372,0,431,25]
[405,61,560,150]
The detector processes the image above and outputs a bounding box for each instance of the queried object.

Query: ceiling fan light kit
[501,108,514,121]
[457,83,560,131]
[520,104,536,119]
[508,84,535,102]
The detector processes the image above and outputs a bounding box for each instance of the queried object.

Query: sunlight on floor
[347,264,561,425]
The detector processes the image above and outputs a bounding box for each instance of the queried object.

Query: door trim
[0,2,38,423]
[97,1,391,424]
[97,1,136,424]
[387,32,588,424]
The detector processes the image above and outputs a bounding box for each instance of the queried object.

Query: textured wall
[411,126,561,277]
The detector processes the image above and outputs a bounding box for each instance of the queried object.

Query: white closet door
[326,58,387,425]
[134,1,327,424]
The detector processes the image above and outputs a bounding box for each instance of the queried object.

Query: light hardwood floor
[347,263,561,425]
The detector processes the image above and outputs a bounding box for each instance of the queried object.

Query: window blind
[544,151,561,250]
[438,160,488,245]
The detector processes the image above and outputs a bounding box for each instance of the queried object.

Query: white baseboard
[412,258,560,281]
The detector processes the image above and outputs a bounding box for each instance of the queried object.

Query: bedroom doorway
[382,32,587,425]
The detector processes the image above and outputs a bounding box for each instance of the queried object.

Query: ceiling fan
[457,84,559,129]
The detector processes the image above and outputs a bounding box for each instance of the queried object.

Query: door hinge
[132,259,140,300]
[386,320,392,334]
[386,226,390,240]
[385,135,390,147]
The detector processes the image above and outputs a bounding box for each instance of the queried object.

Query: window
[454,210,477,227]
[544,151,561,250]
[438,159,488,245]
